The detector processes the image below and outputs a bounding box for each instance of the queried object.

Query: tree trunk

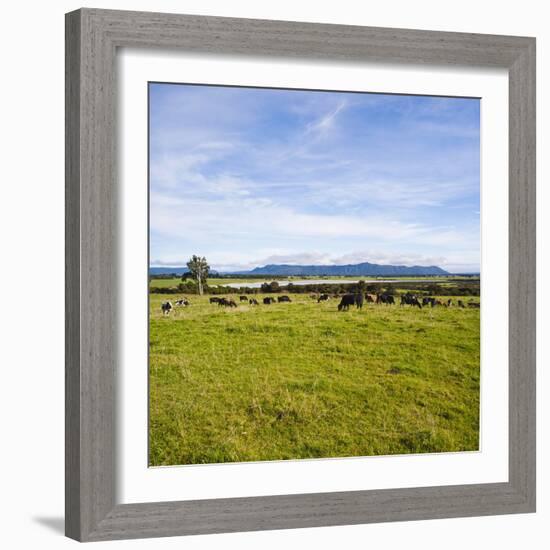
[197,276,203,295]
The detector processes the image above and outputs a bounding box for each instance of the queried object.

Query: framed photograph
[65,8,535,542]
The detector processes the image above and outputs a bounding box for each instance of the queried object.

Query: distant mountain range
[231,262,450,276]
[149,262,450,277]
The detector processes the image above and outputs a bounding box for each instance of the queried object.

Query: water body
[218,278,448,289]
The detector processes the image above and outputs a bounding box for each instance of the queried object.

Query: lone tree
[186,255,210,295]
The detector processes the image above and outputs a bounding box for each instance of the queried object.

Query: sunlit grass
[149,293,480,466]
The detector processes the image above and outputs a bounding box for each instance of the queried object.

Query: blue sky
[149,83,480,273]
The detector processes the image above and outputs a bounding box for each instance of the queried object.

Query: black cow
[161,301,173,315]
[209,297,220,304]
[338,293,364,311]
[377,293,395,305]
[263,297,276,305]
[239,295,248,302]
[317,294,330,303]
[278,295,292,303]
[174,298,190,307]
[458,300,465,308]
[249,298,259,305]
[217,297,237,307]
[400,293,422,309]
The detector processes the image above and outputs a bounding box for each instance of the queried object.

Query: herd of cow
[210,295,292,307]
[332,292,478,311]
[160,292,480,315]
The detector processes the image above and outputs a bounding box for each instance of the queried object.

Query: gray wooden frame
[65,8,536,542]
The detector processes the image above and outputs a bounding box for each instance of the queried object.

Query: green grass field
[149,277,264,288]
[149,293,480,466]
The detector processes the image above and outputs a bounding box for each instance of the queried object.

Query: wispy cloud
[305,99,348,136]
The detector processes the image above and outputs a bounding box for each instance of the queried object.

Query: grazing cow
[400,293,422,309]
[458,300,465,308]
[218,298,237,307]
[239,295,248,302]
[263,297,276,305]
[209,297,220,304]
[337,294,355,311]
[317,294,330,303]
[161,301,173,315]
[338,293,364,311]
[447,299,452,307]
[434,299,445,307]
[377,293,395,305]
[249,298,259,305]
[468,302,480,308]
[278,295,292,303]
[365,294,376,303]
[175,298,190,307]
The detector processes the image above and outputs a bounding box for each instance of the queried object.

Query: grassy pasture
[149,293,480,466]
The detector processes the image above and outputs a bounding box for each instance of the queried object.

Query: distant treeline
[149,272,479,281]
[150,280,480,297]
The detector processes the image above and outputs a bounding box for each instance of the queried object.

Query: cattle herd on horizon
[159,291,480,316]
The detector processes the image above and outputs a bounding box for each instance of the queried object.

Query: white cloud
[305,100,348,136]
[150,191,435,241]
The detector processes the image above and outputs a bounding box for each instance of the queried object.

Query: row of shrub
[150,280,480,297]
